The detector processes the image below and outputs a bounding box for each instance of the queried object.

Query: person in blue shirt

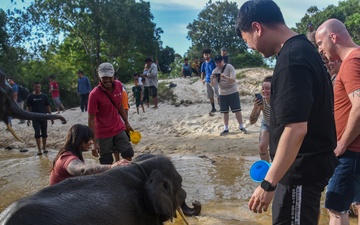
[77,70,92,112]
[200,48,218,113]
[181,58,192,78]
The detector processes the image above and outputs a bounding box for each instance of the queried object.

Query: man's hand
[248,185,275,213]
[126,123,134,132]
[334,141,346,157]
[111,159,131,168]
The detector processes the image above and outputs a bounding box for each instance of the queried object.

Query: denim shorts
[261,119,269,131]
[325,150,360,213]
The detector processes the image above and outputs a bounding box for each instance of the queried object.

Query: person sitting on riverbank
[50,124,130,185]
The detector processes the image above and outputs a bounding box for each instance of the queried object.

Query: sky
[0,0,342,55]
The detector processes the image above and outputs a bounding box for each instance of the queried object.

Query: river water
[0,149,357,225]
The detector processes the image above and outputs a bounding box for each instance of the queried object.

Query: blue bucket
[249,160,271,182]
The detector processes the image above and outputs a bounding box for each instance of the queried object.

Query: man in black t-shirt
[26,82,53,156]
[236,1,338,224]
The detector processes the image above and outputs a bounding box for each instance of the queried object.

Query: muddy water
[0,150,357,225]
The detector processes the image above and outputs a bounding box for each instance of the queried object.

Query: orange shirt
[122,88,129,111]
[334,48,360,152]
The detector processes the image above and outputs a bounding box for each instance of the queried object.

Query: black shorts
[32,120,48,139]
[148,86,157,97]
[219,92,241,113]
[272,179,328,225]
[135,98,143,107]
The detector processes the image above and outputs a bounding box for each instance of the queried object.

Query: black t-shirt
[270,34,338,185]
[26,93,50,114]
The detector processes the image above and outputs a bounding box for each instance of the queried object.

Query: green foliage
[186,1,247,58]
[169,55,183,78]
[157,46,176,74]
[157,82,177,103]
[294,0,360,44]
[232,51,265,69]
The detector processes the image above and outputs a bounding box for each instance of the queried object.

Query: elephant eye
[162,182,171,193]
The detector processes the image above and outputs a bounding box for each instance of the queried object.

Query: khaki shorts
[98,130,134,159]
[206,82,219,99]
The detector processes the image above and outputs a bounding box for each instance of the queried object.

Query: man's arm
[88,113,100,157]
[147,64,158,78]
[87,77,92,92]
[119,102,133,132]
[249,122,307,213]
[335,88,360,156]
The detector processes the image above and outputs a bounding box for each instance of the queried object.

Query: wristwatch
[261,180,277,192]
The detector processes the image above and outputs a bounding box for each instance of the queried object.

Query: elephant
[0,69,66,141]
[0,154,202,225]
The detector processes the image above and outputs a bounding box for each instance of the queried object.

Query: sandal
[37,152,43,156]
[43,150,49,154]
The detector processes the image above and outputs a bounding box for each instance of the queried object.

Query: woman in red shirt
[50,124,129,185]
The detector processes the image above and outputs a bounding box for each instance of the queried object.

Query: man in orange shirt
[316,19,360,224]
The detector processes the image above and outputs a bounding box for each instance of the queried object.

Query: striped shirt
[263,100,271,125]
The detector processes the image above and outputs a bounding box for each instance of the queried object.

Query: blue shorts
[325,150,360,213]
[261,119,269,131]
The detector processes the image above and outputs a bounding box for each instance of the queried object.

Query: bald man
[316,18,360,225]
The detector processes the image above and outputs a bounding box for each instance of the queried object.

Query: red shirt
[50,151,79,185]
[88,80,125,139]
[334,48,360,152]
[50,81,60,98]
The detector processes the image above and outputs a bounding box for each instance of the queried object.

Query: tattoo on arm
[66,159,110,176]
[353,88,360,98]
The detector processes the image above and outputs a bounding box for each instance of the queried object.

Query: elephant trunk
[8,99,66,124]
[180,200,202,217]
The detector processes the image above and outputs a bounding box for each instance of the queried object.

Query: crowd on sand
[3,0,360,224]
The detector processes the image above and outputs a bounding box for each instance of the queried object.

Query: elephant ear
[145,169,174,222]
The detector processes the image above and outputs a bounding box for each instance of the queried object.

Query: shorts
[135,98,143,107]
[53,97,62,108]
[98,130,134,164]
[148,86,158,97]
[325,150,360,213]
[32,120,48,139]
[206,82,219,99]
[272,179,328,225]
[261,119,270,131]
[219,92,241,113]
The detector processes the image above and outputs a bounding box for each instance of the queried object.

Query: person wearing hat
[211,55,247,135]
[77,70,92,112]
[88,62,134,164]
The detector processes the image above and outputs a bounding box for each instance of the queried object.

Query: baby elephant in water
[0,154,201,225]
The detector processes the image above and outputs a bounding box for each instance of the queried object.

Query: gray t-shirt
[147,63,158,88]
[212,64,237,95]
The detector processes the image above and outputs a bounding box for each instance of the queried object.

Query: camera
[213,73,221,78]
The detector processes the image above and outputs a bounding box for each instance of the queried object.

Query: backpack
[18,85,30,101]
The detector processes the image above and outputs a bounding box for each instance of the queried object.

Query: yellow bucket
[130,131,141,144]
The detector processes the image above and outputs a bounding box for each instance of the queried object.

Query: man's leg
[40,120,48,153]
[84,93,89,111]
[80,94,85,112]
[98,137,114,165]
[273,180,327,225]
[223,112,229,129]
[206,83,216,112]
[35,138,41,154]
[113,131,134,161]
[33,120,42,155]
[326,151,360,225]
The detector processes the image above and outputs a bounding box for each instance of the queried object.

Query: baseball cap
[98,62,114,78]
[214,55,223,61]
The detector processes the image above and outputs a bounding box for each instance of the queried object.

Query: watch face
[261,180,276,191]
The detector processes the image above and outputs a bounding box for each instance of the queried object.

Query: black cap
[214,55,223,61]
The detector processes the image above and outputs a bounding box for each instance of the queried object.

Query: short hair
[77,70,84,74]
[133,72,140,77]
[221,47,228,52]
[145,57,153,63]
[193,57,198,59]
[134,78,139,81]
[48,75,55,79]
[202,48,211,54]
[236,0,285,38]
[263,75,272,83]
[184,58,189,61]
[33,81,41,85]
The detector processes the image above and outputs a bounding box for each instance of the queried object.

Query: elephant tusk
[177,206,189,225]
[6,123,23,142]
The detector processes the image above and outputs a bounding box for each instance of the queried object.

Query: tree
[186,0,247,57]
[157,46,175,74]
